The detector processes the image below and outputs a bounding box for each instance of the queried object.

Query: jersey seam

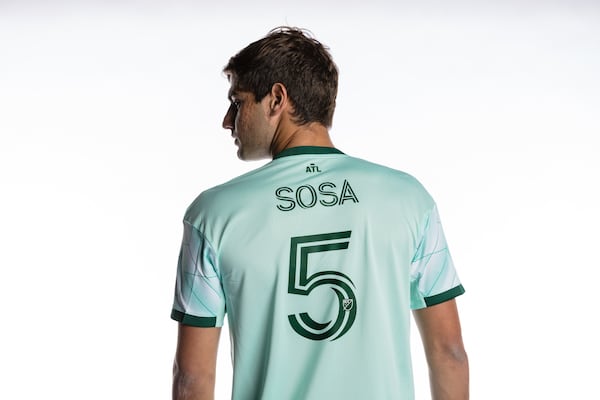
[183,220,221,279]
[410,204,437,263]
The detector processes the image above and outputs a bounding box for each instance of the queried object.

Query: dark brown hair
[223,27,338,127]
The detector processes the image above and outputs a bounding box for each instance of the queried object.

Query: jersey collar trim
[273,146,344,159]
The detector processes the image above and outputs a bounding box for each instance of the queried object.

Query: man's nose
[222,104,235,130]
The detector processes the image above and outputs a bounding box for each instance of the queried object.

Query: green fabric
[171,147,464,399]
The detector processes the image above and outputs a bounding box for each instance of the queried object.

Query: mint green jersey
[171,146,464,400]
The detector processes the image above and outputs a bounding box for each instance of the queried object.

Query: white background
[1,0,599,398]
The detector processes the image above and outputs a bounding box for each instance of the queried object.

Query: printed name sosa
[275,179,359,211]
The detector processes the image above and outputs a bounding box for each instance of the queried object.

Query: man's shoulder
[203,162,273,197]
[183,163,273,219]
[343,154,425,185]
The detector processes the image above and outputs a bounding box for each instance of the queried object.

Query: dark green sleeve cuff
[424,285,465,307]
[171,309,217,327]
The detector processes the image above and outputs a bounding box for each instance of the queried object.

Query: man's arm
[173,325,221,400]
[413,299,469,400]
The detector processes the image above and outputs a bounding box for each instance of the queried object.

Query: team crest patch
[343,298,353,311]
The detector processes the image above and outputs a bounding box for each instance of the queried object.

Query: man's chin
[237,147,270,161]
[236,147,250,161]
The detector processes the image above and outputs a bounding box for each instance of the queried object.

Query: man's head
[223,27,338,128]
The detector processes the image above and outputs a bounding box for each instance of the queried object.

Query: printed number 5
[287,231,357,341]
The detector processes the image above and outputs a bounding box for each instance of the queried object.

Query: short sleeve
[410,205,464,310]
[171,221,226,327]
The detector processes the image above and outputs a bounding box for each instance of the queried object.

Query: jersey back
[172,146,464,400]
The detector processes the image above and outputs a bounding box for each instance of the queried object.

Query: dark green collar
[273,146,344,160]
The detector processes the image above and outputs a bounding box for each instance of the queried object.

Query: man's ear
[268,83,288,116]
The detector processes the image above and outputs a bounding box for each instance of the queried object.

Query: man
[171,27,468,400]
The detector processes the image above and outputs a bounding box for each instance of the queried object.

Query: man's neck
[270,122,334,157]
